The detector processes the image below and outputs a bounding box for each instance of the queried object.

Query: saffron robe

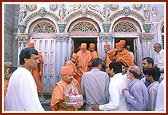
[50,79,81,111]
[32,52,44,93]
[77,50,92,73]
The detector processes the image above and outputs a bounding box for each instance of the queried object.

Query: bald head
[128,65,141,79]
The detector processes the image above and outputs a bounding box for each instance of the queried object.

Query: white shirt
[155,80,164,111]
[99,73,129,111]
[5,67,44,111]
[154,49,164,79]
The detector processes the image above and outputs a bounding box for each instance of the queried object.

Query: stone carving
[20,4,27,21]
[71,22,97,32]
[68,4,81,14]
[140,33,154,40]
[123,6,131,17]
[132,4,142,11]
[144,4,150,20]
[114,21,137,32]
[103,4,110,22]
[59,4,66,22]
[49,4,58,12]
[38,7,47,17]
[81,4,88,16]
[58,24,66,33]
[103,23,111,33]
[143,23,151,33]
[88,4,101,14]
[33,22,56,33]
[151,7,158,22]
[18,22,27,33]
[27,4,37,12]
[109,4,119,11]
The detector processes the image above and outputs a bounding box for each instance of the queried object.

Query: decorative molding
[58,24,66,33]
[15,33,30,42]
[103,23,111,33]
[122,6,131,17]
[143,23,151,33]
[139,33,154,40]
[27,4,37,12]
[132,4,142,11]
[49,4,58,12]
[18,22,27,33]
[39,7,47,17]
[110,4,119,11]
[99,33,113,42]
[109,8,146,23]
[33,22,56,33]
[55,34,69,42]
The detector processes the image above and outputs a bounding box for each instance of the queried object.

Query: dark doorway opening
[73,38,97,53]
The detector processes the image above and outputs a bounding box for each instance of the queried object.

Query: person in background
[5,48,44,111]
[88,43,98,71]
[4,62,12,73]
[92,62,129,111]
[104,44,111,73]
[50,66,82,111]
[122,65,149,111]
[144,67,160,111]
[81,58,109,111]
[27,42,45,101]
[155,79,164,111]
[77,43,92,73]
[153,43,164,82]
[65,53,82,84]
[125,45,135,63]
[4,66,17,110]
[115,41,134,67]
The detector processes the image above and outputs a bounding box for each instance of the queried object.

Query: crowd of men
[4,40,165,111]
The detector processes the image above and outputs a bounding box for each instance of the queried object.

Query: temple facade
[3,3,165,93]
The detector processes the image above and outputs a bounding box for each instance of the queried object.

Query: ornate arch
[64,9,104,33]
[18,8,60,33]
[112,17,141,33]
[68,17,100,32]
[29,18,56,33]
[109,7,146,33]
[157,17,164,45]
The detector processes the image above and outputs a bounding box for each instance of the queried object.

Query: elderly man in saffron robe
[50,66,82,111]
[115,41,134,67]
[27,42,45,101]
[77,43,92,73]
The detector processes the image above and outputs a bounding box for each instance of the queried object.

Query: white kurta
[5,67,44,111]
[99,73,130,111]
[155,79,164,111]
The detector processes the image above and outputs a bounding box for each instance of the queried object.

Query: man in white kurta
[155,79,164,111]
[93,62,129,111]
[5,67,44,111]
[5,48,44,111]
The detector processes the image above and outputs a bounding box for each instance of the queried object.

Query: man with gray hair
[153,43,164,82]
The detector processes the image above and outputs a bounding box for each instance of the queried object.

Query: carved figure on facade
[27,4,37,12]
[144,4,150,20]
[132,4,142,11]
[151,7,158,22]
[49,4,58,12]
[20,4,27,22]
[59,4,66,22]
[81,4,88,16]
[88,4,102,14]
[109,4,119,11]
[68,4,81,14]
[103,4,110,22]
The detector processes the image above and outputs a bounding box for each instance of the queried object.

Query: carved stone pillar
[58,24,66,33]
[102,23,111,33]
